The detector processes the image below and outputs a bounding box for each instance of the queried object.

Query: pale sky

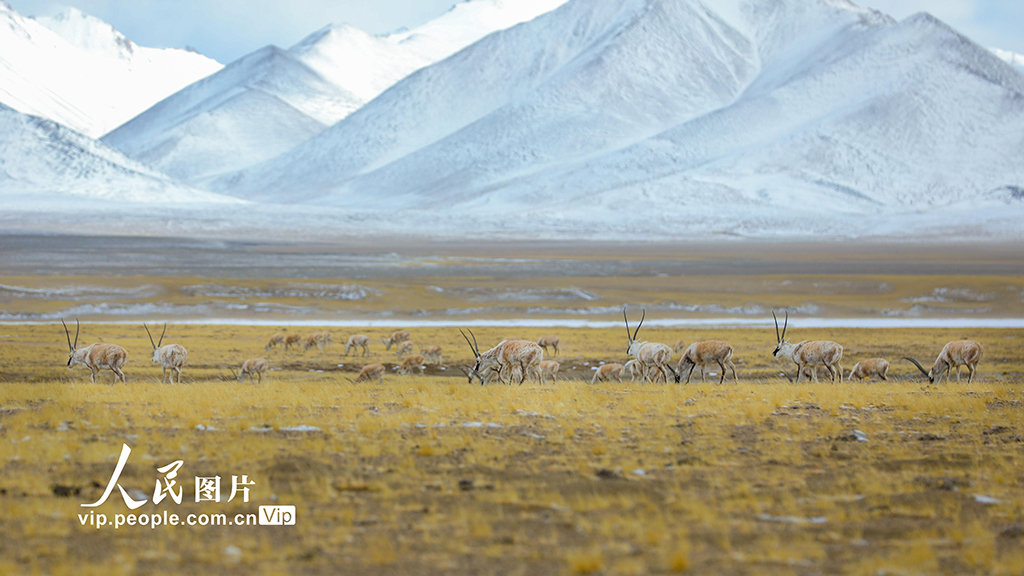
[8,0,1023,64]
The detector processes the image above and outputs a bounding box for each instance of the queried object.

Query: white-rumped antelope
[672,340,687,354]
[905,340,984,383]
[396,341,416,360]
[539,360,560,383]
[233,358,268,384]
[381,330,412,351]
[62,319,128,384]
[398,354,427,376]
[623,309,673,383]
[460,329,543,385]
[304,332,332,352]
[536,335,561,356]
[344,334,371,356]
[283,334,303,349]
[351,363,386,384]
[623,359,643,382]
[144,323,188,384]
[265,333,286,351]
[419,344,443,364]
[591,363,625,384]
[673,341,737,384]
[848,358,890,381]
[772,311,844,383]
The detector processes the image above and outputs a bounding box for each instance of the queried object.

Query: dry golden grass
[1,323,1022,575]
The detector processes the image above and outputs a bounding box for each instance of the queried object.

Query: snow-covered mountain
[210,0,1024,238]
[102,0,568,184]
[0,3,221,138]
[0,103,240,205]
[991,47,1024,72]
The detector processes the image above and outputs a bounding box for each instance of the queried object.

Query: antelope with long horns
[265,333,285,351]
[673,341,737,384]
[144,323,188,384]
[419,344,443,364]
[460,329,543,385]
[536,335,561,356]
[905,340,984,383]
[62,319,128,384]
[351,363,386,384]
[381,330,412,351]
[591,363,625,384]
[848,358,890,381]
[772,311,844,383]
[623,309,673,383]
[398,354,428,376]
[344,334,371,356]
[232,358,268,384]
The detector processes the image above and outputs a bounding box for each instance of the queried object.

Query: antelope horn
[623,307,631,341]
[61,318,74,352]
[781,310,788,342]
[772,310,780,343]
[459,329,479,357]
[143,323,156,349]
[74,318,80,349]
[633,309,645,341]
[159,323,167,347]
[903,357,930,378]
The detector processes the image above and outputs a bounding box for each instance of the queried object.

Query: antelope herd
[54,311,988,387]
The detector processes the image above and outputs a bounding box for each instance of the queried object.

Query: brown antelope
[303,332,332,352]
[536,335,561,356]
[398,354,427,376]
[772,311,844,383]
[623,359,643,382]
[539,360,560,383]
[344,334,371,356]
[265,333,286,351]
[905,340,984,383]
[673,341,737,384]
[848,358,890,381]
[419,344,443,364]
[673,340,687,354]
[623,309,673,383]
[380,330,412,351]
[283,334,303,349]
[233,358,268,384]
[460,329,543,385]
[591,363,625,384]
[62,319,128,384]
[351,363,386,384]
[395,341,417,360]
[144,323,188,384]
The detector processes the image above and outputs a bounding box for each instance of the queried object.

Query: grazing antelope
[395,341,417,360]
[380,330,412,351]
[591,363,625,384]
[419,344,443,364]
[61,319,128,384]
[623,359,643,382]
[233,358,268,384]
[460,329,543,385]
[673,341,737,384]
[284,334,303,349]
[398,354,427,376]
[623,309,673,383]
[303,332,332,352]
[539,360,560,383]
[771,311,844,383]
[352,363,386,384]
[673,340,687,354]
[536,335,561,356]
[344,334,371,356]
[144,323,188,384]
[265,333,285,351]
[905,340,984,383]
[848,358,890,381]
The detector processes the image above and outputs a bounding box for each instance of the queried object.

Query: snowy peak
[34,7,136,60]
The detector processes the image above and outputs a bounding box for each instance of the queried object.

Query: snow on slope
[213,0,1024,238]
[991,47,1024,73]
[102,0,568,184]
[0,103,241,205]
[0,3,221,137]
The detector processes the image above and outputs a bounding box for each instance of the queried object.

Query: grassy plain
[1,323,1023,575]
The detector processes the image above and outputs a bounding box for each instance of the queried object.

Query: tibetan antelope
[351,363,386,384]
[673,340,687,354]
[419,344,443,364]
[398,354,427,376]
[539,360,560,383]
[144,323,188,384]
[771,311,844,383]
[344,334,371,356]
[848,358,890,381]
[536,335,561,356]
[396,341,416,360]
[623,309,673,383]
[233,358,268,384]
[284,334,303,349]
[303,332,332,352]
[623,359,643,382]
[905,340,984,383]
[460,329,543,385]
[266,332,286,350]
[61,319,128,384]
[673,341,737,384]
[381,330,412,351]
[591,363,625,384]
